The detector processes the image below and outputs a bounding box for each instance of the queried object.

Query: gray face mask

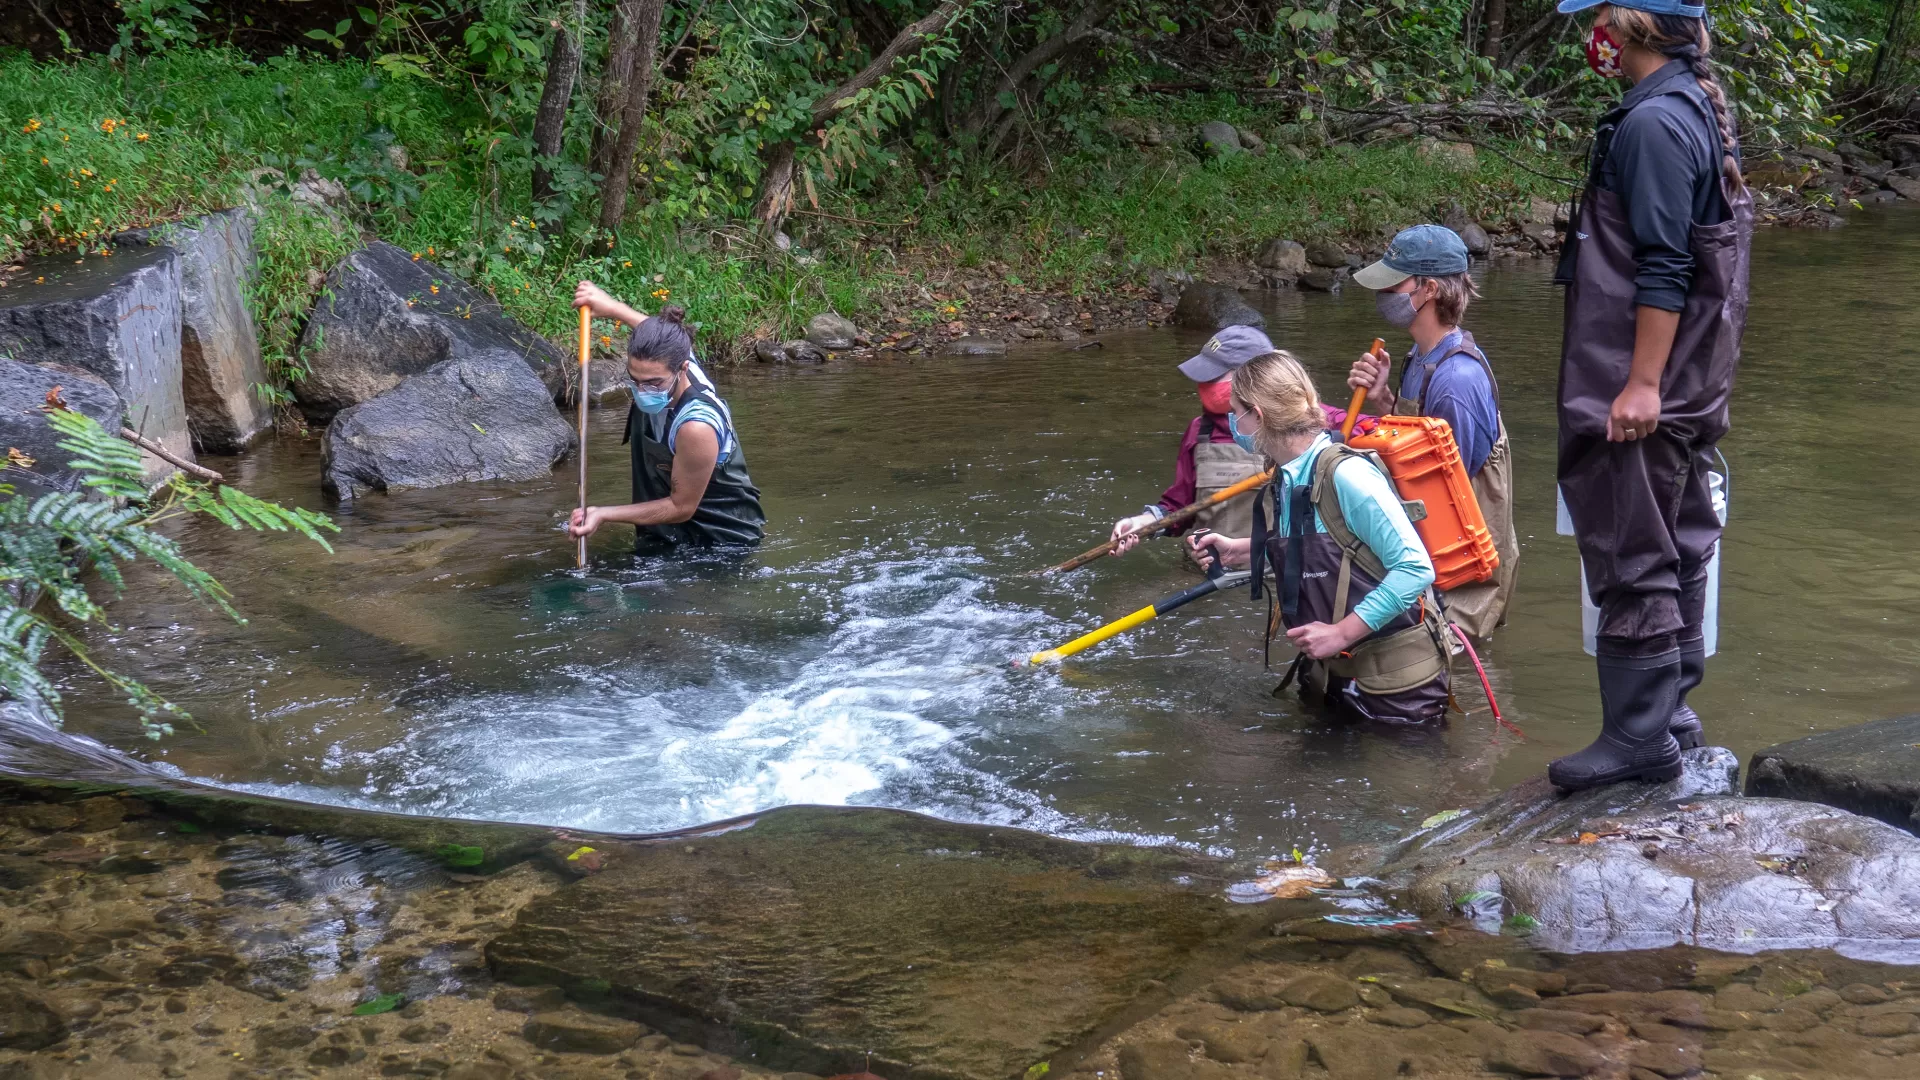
[1375,289,1422,330]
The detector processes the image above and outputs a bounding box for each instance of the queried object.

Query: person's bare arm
[569,423,719,535]
[1608,306,1679,441]
[573,280,650,328]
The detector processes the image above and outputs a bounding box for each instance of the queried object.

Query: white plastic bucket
[1555,464,1727,657]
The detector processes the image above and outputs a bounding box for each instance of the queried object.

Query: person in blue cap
[1346,224,1517,639]
[1547,0,1751,791]
[1110,325,1273,557]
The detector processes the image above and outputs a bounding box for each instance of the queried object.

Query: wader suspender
[1401,335,1501,419]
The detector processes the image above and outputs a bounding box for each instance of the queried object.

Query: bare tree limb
[119,429,222,484]
[964,0,1120,135]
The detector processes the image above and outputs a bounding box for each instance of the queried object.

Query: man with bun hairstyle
[1548,0,1751,790]
[567,281,765,549]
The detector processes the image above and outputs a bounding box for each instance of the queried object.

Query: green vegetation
[0,406,337,737]
[0,0,1904,366]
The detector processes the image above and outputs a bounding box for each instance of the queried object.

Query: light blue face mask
[630,381,673,414]
[1228,410,1260,454]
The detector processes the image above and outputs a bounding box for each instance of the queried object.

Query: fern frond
[46,408,147,502]
[0,605,60,716]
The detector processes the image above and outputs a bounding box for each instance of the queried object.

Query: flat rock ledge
[1356,747,1920,959]
[1748,714,1920,836]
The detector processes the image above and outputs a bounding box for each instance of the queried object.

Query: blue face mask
[630,381,673,414]
[1228,410,1260,454]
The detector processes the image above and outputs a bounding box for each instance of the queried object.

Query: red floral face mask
[1197,378,1234,415]
[1586,24,1625,78]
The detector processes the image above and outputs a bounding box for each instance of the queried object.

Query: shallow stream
[42,208,1920,868]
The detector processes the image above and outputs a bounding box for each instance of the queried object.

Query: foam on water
[230,548,1182,846]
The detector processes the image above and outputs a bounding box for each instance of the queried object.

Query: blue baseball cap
[1353,224,1471,290]
[1557,0,1705,17]
[1179,324,1275,382]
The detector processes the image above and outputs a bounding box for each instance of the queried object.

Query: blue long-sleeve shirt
[1400,328,1498,475]
[1591,60,1733,312]
[1275,433,1435,631]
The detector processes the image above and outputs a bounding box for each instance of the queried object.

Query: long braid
[1674,22,1745,190]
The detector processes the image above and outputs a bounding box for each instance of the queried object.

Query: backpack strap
[1308,444,1391,620]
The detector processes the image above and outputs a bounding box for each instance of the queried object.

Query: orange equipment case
[1347,415,1500,592]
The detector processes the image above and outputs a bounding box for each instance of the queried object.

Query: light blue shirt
[665,359,737,466]
[1274,432,1436,631]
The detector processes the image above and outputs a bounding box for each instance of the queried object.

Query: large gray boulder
[1198,121,1242,157]
[320,355,574,501]
[1254,238,1309,285]
[1362,747,1920,957]
[0,247,188,486]
[1171,282,1265,330]
[295,242,567,421]
[1748,716,1920,835]
[127,210,271,453]
[804,312,857,350]
[0,358,124,498]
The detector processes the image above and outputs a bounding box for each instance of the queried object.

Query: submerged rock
[522,1009,642,1054]
[0,357,123,499]
[486,805,1261,1080]
[321,355,574,501]
[294,242,567,420]
[1748,715,1920,835]
[0,246,189,485]
[1171,283,1264,331]
[943,337,1008,356]
[1366,748,1920,956]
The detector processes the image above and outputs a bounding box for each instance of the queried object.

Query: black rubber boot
[1670,633,1706,751]
[1548,651,1684,792]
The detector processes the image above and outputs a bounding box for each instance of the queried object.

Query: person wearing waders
[1347,225,1519,639]
[1188,351,1454,727]
[1108,325,1272,560]
[566,281,765,549]
[1549,0,1750,790]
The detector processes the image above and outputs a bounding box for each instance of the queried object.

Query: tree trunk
[750,0,968,234]
[1872,0,1916,87]
[531,0,586,215]
[591,0,642,179]
[1479,0,1507,60]
[596,0,667,235]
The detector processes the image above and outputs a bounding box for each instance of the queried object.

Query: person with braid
[1548,0,1751,790]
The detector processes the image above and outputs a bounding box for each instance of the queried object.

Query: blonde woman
[1189,351,1453,727]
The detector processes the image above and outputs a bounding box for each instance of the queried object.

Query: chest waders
[1398,332,1520,639]
[1190,438,1264,540]
[623,391,767,549]
[1548,80,1752,790]
[1250,445,1454,726]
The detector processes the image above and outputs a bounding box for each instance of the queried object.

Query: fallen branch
[118,428,223,484]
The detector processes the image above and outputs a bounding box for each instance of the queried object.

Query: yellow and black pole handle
[1029,558,1252,665]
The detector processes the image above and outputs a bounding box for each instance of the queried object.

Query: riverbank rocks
[1172,283,1264,330]
[321,354,574,501]
[756,339,827,364]
[1748,715,1920,835]
[943,336,1009,356]
[294,242,567,420]
[1305,240,1350,269]
[486,806,1264,1080]
[0,246,188,485]
[121,209,271,453]
[804,312,858,350]
[1299,267,1346,292]
[0,358,123,498]
[1254,239,1309,285]
[1198,121,1242,157]
[1362,747,1920,956]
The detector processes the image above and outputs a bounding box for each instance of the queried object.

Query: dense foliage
[0,0,1905,361]
[0,406,336,736]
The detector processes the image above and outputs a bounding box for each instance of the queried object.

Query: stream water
[42,208,1920,868]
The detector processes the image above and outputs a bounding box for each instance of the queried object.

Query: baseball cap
[1353,224,1472,290]
[1556,0,1705,17]
[1178,325,1276,382]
